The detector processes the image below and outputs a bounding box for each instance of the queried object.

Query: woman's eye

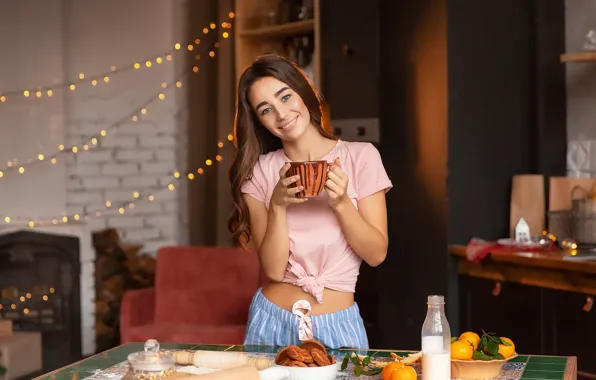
[281,94,291,102]
[261,107,271,115]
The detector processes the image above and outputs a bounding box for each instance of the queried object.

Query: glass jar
[125,339,175,380]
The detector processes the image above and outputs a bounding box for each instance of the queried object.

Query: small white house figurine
[514,217,531,242]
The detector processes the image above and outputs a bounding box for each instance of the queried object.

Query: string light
[0,13,234,103]
[0,78,183,176]
[0,140,231,226]
[0,21,234,177]
[0,16,236,224]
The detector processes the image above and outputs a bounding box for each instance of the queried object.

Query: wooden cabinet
[459,277,544,355]
[319,0,379,119]
[460,277,596,375]
[234,0,321,87]
[233,0,379,117]
[233,0,381,143]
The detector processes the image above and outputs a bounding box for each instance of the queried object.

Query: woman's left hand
[325,157,350,209]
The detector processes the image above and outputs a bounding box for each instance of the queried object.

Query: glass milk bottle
[421,295,451,380]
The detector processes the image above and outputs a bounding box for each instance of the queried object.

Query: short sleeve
[241,159,267,203]
[356,143,393,200]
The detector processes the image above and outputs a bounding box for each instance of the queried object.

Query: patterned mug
[287,160,330,197]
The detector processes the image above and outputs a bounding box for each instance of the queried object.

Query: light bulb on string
[0,146,231,226]
[0,12,235,105]
[0,75,191,178]
[0,15,237,222]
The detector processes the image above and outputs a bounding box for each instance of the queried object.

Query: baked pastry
[274,339,336,368]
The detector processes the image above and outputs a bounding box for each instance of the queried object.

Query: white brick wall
[66,116,183,254]
[566,1,596,178]
[63,0,188,256]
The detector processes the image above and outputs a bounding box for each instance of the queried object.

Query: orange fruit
[459,331,480,350]
[451,339,474,360]
[391,365,417,380]
[498,337,515,358]
[382,362,404,380]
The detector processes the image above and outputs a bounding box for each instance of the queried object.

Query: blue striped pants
[243,288,369,349]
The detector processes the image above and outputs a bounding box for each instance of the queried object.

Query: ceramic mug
[287,160,330,197]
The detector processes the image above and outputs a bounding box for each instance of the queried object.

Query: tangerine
[459,331,480,350]
[498,337,515,358]
[382,362,404,380]
[391,365,417,380]
[451,339,474,360]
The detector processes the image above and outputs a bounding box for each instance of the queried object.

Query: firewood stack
[93,228,156,352]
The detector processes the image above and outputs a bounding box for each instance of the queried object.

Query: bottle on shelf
[278,0,301,24]
[281,35,313,67]
[421,295,451,380]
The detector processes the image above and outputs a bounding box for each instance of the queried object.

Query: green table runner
[34,343,569,380]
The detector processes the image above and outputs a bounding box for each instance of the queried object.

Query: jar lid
[127,339,175,372]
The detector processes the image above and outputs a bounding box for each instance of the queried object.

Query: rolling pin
[174,350,273,371]
[168,365,290,380]
[168,366,260,380]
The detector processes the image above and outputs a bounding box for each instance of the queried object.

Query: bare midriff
[261,282,355,316]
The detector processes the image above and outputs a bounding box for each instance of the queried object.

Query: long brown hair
[228,54,335,250]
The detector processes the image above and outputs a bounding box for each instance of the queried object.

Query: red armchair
[120,246,265,345]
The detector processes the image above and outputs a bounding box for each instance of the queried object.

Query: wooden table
[450,245,596,296]
[32,342,577,380]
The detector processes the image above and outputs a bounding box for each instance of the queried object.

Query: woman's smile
[279,116,298,131]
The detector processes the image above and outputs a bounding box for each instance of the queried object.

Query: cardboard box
[0,320,12,338]
[0,332,42,380]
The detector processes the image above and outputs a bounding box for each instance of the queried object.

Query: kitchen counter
[450,245,596,296]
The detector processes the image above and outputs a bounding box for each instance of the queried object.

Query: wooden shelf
[560,52,596,62]
[239,19,315,39]
[234,0,321,87]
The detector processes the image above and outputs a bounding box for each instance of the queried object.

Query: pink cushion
[124,323,246,345]
[154,246,260,326]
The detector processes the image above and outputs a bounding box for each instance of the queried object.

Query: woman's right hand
[270,163,308,208]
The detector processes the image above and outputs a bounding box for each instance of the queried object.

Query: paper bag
[509,175,545,238]
[549,177,596,211]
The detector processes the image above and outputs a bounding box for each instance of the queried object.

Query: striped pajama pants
[243,288,369,349]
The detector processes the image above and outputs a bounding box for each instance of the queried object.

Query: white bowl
[259,362,341,380]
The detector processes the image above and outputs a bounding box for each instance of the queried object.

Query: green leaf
[472,350,505,361]
[341,354,350,371]
[485,340,499,356]
[350,355,361,366]
[354,365,363,377]
[498,338,511,346]
[450,336,458,343]
[361,367,383,376]
[0,365,6,376]
[472,350,495,361]
[362,356,371,366]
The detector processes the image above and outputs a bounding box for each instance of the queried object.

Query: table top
[33,342,577,380]
[450,244,596,274]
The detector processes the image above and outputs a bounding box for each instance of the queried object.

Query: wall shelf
[234,0,321,88]
[560,52,596,62]
[239,19,315,39]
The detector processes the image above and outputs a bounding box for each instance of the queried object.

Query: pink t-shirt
[241,140,392,303]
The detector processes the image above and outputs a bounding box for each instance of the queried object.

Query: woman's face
[248,76,311,142]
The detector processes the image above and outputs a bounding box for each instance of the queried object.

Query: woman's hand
[270,163,308,208]
[325,157,350,209]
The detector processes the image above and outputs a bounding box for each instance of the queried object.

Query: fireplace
[0,230,82,373]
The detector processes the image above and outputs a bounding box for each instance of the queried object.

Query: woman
[228,55,392,349]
